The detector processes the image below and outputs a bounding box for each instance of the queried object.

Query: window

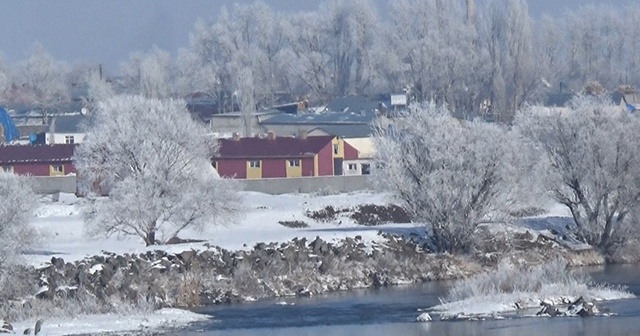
[348,163,357,171]
[333,144,339,155]
[1,166,13,173]
[361,163,371,175]
[288,159,300,167]
[52,165,64,173]
[65,135,75,144]
[249,160,261,168]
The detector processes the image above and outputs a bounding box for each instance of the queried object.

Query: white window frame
[348,163,358,171]
[65,135,75,144]
[52,165,64,173]
[249,160,261,168]
[333,144,339,155]
[289,159,300,167]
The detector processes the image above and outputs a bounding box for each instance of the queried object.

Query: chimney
[232,132,241,141]
[267,130,276,141]
[299,130,308,140]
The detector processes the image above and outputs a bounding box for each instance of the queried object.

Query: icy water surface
[172,265,640,336]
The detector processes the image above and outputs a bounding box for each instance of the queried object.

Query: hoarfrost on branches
[75,95,242,246]
[372,103,531,253]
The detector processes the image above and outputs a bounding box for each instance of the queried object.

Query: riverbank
[4,191,638,335]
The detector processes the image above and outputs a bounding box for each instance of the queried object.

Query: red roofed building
[0,144,76,176]
[213,133,359,179]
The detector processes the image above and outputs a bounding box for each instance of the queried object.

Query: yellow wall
[49,164,65,176]
[314,156,319,176]
[331,137,344,159]
[246,161,262,179]
[286,159,302,178]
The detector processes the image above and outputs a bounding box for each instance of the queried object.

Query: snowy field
[27,191,415,267]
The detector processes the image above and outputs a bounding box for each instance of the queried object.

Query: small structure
[213,134,358,179]
[307,124,376,176]
[42,113,87,144]
[0,144,76,176]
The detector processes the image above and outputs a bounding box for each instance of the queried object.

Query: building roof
[308,124,375,138]
[326,95,382,114]
[49,114,86,134]
[260,110,376,125]
[0,144,76,164]
[215,135,335,159]
[545,93,576,107]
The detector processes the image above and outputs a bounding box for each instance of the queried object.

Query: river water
[174,265,640,336]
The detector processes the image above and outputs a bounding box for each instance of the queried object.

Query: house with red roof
[0,144,76,176]
[213,133,359,179]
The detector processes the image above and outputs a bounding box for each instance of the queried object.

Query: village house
[212,133,359,179]
[0,143,76,176]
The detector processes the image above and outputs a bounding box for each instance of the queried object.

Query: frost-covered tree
[121,46,174,99]
[0,54,13,101]
[75,95,242,246]
[373,103,527,253]
[518,96,640,251]
[482,0,539,121]
[19,43,70,119]
[0,173,37,268]
[86,70,114,107]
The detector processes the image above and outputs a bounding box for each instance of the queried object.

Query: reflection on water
[172,265,640,336]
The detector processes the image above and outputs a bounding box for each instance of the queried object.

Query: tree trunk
[145,230,156,246]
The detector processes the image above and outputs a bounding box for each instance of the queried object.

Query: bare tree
[518,95,640,251]
[373,103,528,253]
[75,95,242,246]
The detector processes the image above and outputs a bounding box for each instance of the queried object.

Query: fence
[31,176,77,194]
[30,175,373,195]
[241,175,372,194]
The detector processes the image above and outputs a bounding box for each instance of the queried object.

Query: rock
[537,302,560,317]
[0,320,13,333]
[416,312,432,322]
[50,257,65,269]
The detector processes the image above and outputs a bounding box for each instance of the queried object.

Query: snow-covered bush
[75,95,242,246]
[446,259,588,301]
[517,95,640,251]
[433,258,633,316]
[373,103,535,253]
[0,173,37,269]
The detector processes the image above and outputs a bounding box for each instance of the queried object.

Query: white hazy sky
[0,0,631,73]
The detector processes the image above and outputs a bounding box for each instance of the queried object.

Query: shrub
[305,206,344,222]
[278,220,309,228]
[350,204,412,226]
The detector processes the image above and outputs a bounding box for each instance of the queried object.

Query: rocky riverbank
[0,226,615,329]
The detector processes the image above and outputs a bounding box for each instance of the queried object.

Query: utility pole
[466,0,475,26]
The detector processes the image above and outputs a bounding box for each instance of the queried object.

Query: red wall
[344,142,359,160]
[317,144,333,176]
[262,159,286,178]
[12,161,75,176]
[301,158,314,176]
[216,160,247,178]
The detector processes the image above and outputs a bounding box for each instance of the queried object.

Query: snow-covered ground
[23,190,419,335]
[11,308,209,336]
[27,191,414,267]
